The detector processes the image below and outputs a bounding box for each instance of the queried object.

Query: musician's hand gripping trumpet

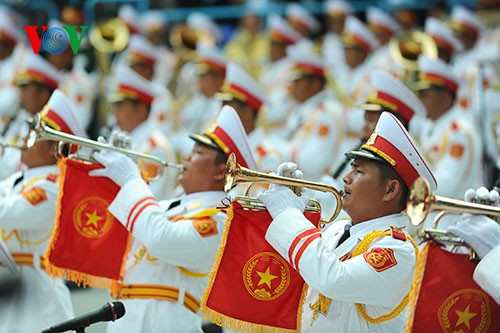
[224,153,344,224]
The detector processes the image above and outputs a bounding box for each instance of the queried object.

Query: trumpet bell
[169,23,216,62]
[89,18,130,54]
[406,177,432,226]
[389,30,438,72]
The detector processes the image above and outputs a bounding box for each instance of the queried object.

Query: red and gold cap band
[205,126,250,168]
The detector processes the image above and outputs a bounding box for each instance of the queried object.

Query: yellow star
[256,266,278,289]
[455,304,477,330]
[85,210,103,228]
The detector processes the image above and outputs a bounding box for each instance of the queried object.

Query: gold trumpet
[406,177,500,227]
[224,153,343,224]
[27,114,183,180]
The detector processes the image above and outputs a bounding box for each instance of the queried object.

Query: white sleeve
[474,244,500,305]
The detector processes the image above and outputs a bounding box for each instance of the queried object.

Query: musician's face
[342,158,387,224]
[19,83,52,115]
[179,142,225,194]
[20,139,57,168]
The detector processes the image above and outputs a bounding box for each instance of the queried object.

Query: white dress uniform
[0,108,29,181]
[168,93,222,157]
[474,244,500,304]
[127,120,178,200]
[419,107,482,198]
[107,180,227,333]
[0,166,74,333]
[266,212,416,332]
[60,63,97,131]
[282,91,344,182]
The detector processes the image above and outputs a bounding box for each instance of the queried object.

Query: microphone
[42,301,125,333]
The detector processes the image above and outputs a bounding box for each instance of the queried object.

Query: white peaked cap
[190,105,257,170]
[366,6,402,35]
[118,5,139,33]
[15,54,64,90]
[348,112,437,192]
[416,55,460,94]
[218,62,267,111]
[0,11,19,44]
[187,12,221,43]
[343,16,379,52]
[324,0,353,16]
[268,14,301,45]
[288,47,325,79]
[110,66,157,106]
[286,3,320,33]
[425,17,463,56]
[196,43,227,75]
[140,10,167,33]
[451,5,485,38]
[41,89,87,138]
[364,70,425,123]
[127,34,158,66]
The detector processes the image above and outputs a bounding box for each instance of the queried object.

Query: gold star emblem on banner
[256,266,278,288]
[455,304,477,329]
[85,209,103,228]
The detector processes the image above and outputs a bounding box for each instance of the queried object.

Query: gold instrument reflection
[224,153,343,224]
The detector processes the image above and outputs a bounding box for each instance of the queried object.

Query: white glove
[257,161,307,219]
[464,187,500,206]
[447,215,500,259]
[88,151,141,187]
[258,185,308,219]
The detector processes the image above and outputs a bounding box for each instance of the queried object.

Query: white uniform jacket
[420,107,482,199]
[265,209,416,332]
[282,91,345,182]
[0,108,31,181]
[0,165,74,333]
[107,178,227,333]
[127,120,178,200]
[474,244,500,305]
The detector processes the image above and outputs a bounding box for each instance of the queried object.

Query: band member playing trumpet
[88,106,257,333]
[257,112,437,332]
[0,90,86,332]
[108,66,177,200]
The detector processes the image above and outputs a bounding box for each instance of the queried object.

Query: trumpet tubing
[27,114,183,178]
[406,177,500,226]
[224,153,343,224]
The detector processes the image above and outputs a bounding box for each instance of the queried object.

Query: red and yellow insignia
[139,161,160,179]
[242,252,290,301]
[450,144,465,158]
[438,289,491,333]
[318,124,330,137]
[193,217,218,238]
[363,248,398,272]
[339,252,352,262]
[148,137,158,148]
[73,196,114,239]
[459,97,469,109]
[390,226,407,241]
[46,174,58,183]
[22,187,47,206]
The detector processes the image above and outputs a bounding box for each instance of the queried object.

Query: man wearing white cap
[258,111,437,332]
[332,69,426,185]
[0,10,25,132]
[425,17,463,65]
[321,0,353,75]
[43,19,97,132]
[88,106,257,332]
[0,90,86,332]
[286,3,320,40]
[119,34,174,141]
[416,55,481,199]
[259,14,300,103]
[217,62,281,173]
[172,12,221,98]
[0,54,64,181]
[167,45,226,157]
[109,66,177,200]
[366,7,402,75]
